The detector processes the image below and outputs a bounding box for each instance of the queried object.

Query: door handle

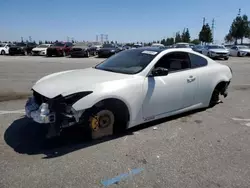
[187,76,196,83]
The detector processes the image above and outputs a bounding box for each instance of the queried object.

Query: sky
[1,0,250,43]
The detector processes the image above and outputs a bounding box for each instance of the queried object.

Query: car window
[231,46,237,50]
[188,53,208,68]
[154,52,191,73]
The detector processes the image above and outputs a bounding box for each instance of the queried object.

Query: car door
[142,52,198,119]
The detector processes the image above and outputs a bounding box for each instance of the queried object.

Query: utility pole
[104,34,108,42]
[212,18,215,43]
[96,35,98,42]
[238,8,241,16]
[100,34,104,44]
[29,36,32,42]
[21,37,23,42]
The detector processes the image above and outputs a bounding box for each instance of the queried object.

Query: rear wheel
[1,50,5,55]
[62,51,66,57]
[237,52,241,57]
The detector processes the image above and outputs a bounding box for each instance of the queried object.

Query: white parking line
[0,109,25,115]
[232,117,250,127]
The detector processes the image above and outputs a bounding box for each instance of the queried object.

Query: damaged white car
[25,47,233,139]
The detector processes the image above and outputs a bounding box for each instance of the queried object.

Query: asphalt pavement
[0,55,250,188]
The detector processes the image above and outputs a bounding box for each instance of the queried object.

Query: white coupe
[31,44,52,56]
[25,47,232,139]
[202,45,230,60]
[229,45,250,57]
[0,43,12,55]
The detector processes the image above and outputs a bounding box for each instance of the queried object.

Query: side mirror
[150,67,169,77]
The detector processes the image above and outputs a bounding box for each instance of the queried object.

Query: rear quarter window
[188,53,208,68]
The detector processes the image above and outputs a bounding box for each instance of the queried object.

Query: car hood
[239,49,250,53]
[32,47,48,51]
[72,46,88,49]
[209,49,229,53]
[32,68,132,99]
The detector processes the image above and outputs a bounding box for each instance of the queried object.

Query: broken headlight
[63,91,93,106]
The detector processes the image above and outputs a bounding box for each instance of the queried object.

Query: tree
[191,39,200,45]
[39,40,43,44]
[181,28,191,42]
[160,39,166,45]
[225,14,250,44]
[175,32,182,43]
[199,24,213,44]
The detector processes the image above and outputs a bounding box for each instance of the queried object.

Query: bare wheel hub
[89,110,115,139]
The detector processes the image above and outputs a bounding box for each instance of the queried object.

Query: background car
[174,42,192,48]
[151,43,165,47]
[31,44,52,56]
[70,42,97,57]
[98,43,122,58]
[0,43,13,55]
[8,42,37,55]
[229,45,250,57]
[192,45,204,53]
[25,48,232,139]
[202,44,230,60]
[46,42,73,57]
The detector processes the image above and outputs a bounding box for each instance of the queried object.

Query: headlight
[111,50,115,52]
[61,91,93,105]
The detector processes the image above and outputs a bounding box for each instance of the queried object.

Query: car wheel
[1,50,5,55]
[62,51,66,57]
[207,52,210,57]
[224,57,229,60]
[237,52,241,57]
[86,51,90,58]
[83,102,128,140]
[24,51,28,56]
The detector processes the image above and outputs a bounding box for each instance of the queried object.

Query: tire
[86,51,90,58]
[209,88,220,107]
[24,51,28,56]
[224,57,229,60]
[237,52,241,57]
[84,103,128,140]
[62,51,66,57]
[1,50,5,55]
[46,54,52,57]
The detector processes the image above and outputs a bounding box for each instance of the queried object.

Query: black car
[9,42,37,55]
[98,44,122,58]
[70,42,97,58]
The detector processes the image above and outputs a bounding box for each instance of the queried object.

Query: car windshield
[15,43,26,46]
[38,44,50,48]
[238,46,249,49]
[103,44,115,48]
[52,42,65,47]
[208,45,224,49]
[95,49,158,74]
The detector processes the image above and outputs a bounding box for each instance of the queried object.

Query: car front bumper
[210,52,229,58]
[32,50,46,56]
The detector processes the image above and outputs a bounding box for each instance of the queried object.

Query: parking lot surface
[0,56,250,188]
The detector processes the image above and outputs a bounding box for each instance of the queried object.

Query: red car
[46,42,73,57]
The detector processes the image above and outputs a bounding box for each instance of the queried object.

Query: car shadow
[4,108,206,159]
